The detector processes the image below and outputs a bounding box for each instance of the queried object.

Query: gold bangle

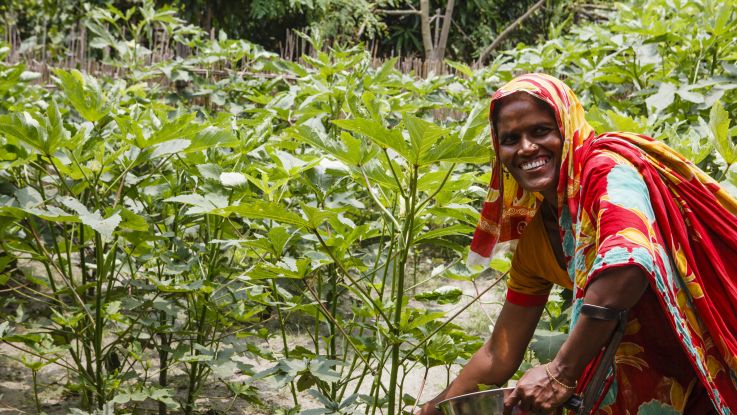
[545,363,577,390]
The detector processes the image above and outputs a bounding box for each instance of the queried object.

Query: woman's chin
[518,178,556,195]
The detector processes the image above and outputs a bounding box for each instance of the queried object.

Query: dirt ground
[0,276,505,414]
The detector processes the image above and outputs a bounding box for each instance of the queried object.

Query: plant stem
[32,369,41,414]
[327,263,338,400]
[271,278,299,406]
[158,311,169,415]
[387,165,418,415]
[93,232,106,407]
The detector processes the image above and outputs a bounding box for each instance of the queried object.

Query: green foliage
[2,0,737,414]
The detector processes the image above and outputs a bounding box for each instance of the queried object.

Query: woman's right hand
[416,401,442,415]
[414,301,546,415]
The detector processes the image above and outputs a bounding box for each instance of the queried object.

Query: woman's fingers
[505,365,574,414]
[503,388,521,415]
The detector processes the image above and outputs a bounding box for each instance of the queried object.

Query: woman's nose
[519,137,538,154]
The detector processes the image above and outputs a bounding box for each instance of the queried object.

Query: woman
[419,73,737,414]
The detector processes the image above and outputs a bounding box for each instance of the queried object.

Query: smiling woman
[419,73,737,415]
[495,93,563,205]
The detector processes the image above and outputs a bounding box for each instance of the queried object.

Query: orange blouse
[507,208,572,306]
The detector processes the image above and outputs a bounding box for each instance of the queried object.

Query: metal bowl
[436,388,533,415]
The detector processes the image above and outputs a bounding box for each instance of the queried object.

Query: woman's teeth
[521,157,549,171]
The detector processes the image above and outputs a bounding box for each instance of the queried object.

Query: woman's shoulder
[581,145,641,183]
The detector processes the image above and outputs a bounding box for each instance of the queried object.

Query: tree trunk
[419,0,433,59]
[433,0,455,61]
[203,1,213,34]
[476,0,545,65]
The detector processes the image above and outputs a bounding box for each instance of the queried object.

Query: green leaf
[15,187,43,208]
[404,114,447,164]
[0,112,46,154]
[186,126,239,152]
[606,110,644,133]
[458,101,490,141]
[197,163,223,180]
[420,134,490,165]
[292,125,375,167]
[141,113,198,147]
[676,85,704,104]
[164,193,228,215]
[296,373,316,392]
[709,101,737,164]
[372,57,399,84]
[46,98,68,154]
[415,286,463,305]
[218,202,309,228]
[246,262,306,280]
[332,118,411,162]
[490,256,511,273]
[150,139,191,158]
[405,311,446,331]
[271,149,319,176]
[118,208,149,232]
[646,82,676,114]
[666,122,713,164]
[445,60,475,78]
[53,69,111,122]
[268,226,292,257]
[529,329,568,362]
[414,224,473,244]
[709,3,732,36]
[220,172,247,187]
[308,358,342,383]
[59,197,121,242]
[300,204,337,230]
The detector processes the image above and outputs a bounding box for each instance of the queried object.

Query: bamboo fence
[3,20,479,87]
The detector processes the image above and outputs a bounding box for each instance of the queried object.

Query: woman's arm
[503,265,648,414]
[418,300,545,415]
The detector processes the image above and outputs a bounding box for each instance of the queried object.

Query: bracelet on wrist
[545,363,577,390]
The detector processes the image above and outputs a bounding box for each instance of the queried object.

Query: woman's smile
[494,92,563,203]
[520,155,551,171]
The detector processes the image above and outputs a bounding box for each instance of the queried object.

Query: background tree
[1,0,593,62]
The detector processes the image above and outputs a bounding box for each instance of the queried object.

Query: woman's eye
[534,127,551,135]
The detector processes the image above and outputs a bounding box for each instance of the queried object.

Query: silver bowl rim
[436,386,515,409]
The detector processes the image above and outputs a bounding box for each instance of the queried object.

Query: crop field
[1,0,737,414]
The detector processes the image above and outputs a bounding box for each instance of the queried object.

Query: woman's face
[495,92,563,202]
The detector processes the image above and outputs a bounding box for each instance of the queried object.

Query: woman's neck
[542,198,558,218]
[542,189,558,210]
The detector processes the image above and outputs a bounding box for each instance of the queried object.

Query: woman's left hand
[503,363,574,414]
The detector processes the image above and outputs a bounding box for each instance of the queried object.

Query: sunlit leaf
[709,101,737,164]
[646,82,676,114]
[59,196,121,241]
[53,69,111,122]
[220,172,247,187]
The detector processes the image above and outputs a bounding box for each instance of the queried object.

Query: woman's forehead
[493,91,557,126]
[495,91,551,113]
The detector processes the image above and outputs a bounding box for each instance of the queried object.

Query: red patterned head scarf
[468,73,596,267]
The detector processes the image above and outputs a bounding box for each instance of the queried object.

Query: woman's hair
[491,91,557,135]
